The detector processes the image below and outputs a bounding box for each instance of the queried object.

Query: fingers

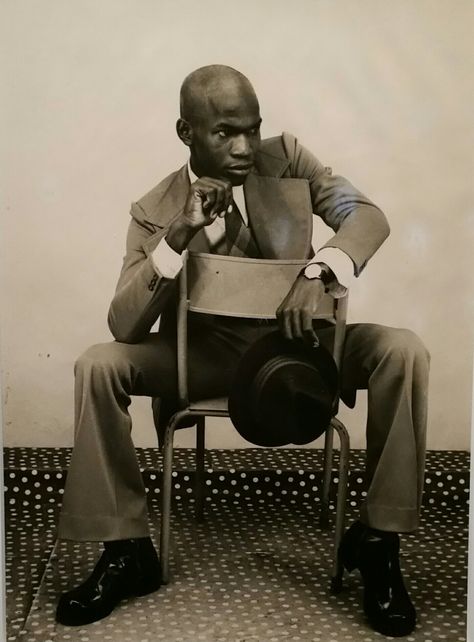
[277,308,318,344]
[277,308,292,341]
[196,177,233,222]
[276,277,324,344]
[291,308,303,340]
[301,310,319,345]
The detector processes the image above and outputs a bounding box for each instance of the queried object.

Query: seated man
[56,64,430,638]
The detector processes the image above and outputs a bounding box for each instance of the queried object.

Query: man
[56,65,429,637]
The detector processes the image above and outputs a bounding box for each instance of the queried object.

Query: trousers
[57,320,430,541]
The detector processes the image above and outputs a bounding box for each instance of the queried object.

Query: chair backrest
[177,251,348,405]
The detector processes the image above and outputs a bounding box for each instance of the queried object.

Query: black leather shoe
[56,537,161,626]
[338,521,416,637]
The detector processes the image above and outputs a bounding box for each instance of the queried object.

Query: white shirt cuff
[151,237,183,279]
[310,247,354,290]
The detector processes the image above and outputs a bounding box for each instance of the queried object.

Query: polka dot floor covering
[4,448,470,642]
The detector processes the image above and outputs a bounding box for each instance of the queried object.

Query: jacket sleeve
[107,202,177,343]
[281,132,390,276]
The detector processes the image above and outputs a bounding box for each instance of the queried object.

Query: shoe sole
[56,579,162,627]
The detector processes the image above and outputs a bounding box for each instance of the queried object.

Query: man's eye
[217,130,229,139]
[249,127,260,136]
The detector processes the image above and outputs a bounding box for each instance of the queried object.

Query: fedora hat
[228,330,339,447]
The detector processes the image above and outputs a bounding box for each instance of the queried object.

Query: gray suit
[58,133,429,541]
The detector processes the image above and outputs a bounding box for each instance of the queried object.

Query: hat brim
[228,330,339,447]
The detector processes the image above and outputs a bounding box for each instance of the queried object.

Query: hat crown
[229,331,339,447]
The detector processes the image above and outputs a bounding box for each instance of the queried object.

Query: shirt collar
[187,160,199,184]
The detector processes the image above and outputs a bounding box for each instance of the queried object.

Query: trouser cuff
[58,513,150,542]
[360,503,419,533]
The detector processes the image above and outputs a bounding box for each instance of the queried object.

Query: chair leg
[160,410,191,584]
[195,417,206,521]
[320,423,334,529]
[330,416,350,593]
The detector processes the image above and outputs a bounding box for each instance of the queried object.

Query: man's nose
[231,134,252,158]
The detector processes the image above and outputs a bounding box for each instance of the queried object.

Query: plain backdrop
[1,0,473,450]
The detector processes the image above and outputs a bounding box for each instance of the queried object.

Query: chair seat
[188,397,229,415]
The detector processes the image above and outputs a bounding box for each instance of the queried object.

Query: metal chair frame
[160,251,350,588]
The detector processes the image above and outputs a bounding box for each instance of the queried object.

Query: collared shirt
[152,162,353,294]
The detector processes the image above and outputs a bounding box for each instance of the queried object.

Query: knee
[397,329,430,365]
[74,342,129,378]
[375,327,430,367]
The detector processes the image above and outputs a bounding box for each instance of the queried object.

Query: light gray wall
[1,0,473,450]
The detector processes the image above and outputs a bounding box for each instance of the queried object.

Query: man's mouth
[226,164,253,175]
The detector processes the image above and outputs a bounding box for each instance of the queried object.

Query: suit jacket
[107,132,390,344]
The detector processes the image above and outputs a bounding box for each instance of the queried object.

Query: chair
[160,251,350,591]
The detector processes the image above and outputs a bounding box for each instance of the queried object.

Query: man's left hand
[276,275,326,343]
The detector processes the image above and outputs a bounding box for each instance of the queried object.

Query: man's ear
[176,118,193,146]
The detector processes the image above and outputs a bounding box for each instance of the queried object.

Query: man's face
[189,87,262,186]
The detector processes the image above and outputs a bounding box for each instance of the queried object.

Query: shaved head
[176,65,262,185]
[180,65,258,125]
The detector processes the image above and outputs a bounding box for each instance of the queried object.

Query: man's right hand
[166,177,233,253]
[184,177,233,228]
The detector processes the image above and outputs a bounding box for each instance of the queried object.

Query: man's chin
[225,168,252,186]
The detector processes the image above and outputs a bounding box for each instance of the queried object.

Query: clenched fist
[183,177,233,228]
[166,177,233,253]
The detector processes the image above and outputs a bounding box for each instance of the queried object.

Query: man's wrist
[152,237,184,279]
[311,247,354,291]
[165,216,198,254]
[303,262,334,286]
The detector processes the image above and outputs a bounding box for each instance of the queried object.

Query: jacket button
[148,274,158,291]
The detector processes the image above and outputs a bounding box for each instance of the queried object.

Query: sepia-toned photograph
[1,1,473,641]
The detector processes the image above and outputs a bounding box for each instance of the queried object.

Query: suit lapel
[244,174,313,259]
[249,145,312,259]
[253,146,290,178]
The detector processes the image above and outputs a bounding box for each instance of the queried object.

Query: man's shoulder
[259,131,296,156]
[132,165,188,227]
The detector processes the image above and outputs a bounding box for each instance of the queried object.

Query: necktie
[224,201,261,258]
